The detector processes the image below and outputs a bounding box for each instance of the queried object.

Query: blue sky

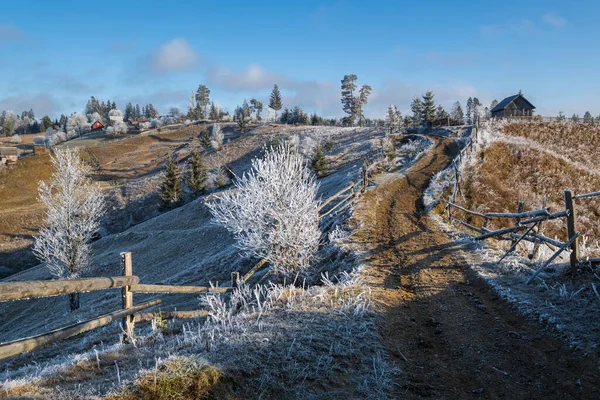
[0,0,596,118]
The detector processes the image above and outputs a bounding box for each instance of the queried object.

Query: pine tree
[186,149,207,194]
[199,131,211,148]
[209,102,219,120]
[269,84,282,118]
[311,146,328,177]
[124,102,134,122]
[435,105,448,122]
[196,85,211,117]
[134,104,141,120]
[421,91,436,126]
[341,74,371,125]
[410,96,423,127]
[280,108,291,123]
[250,99,263,121]
[40,115,53,132]
[159,157,182,206]
[472,97,482,123]
[466,97,473,124]
[584,111,593,123]
[451,101,464,123]
[357,84,372,126]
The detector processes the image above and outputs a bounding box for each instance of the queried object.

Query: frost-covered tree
[584,111,593,124]
[340,74,371,126]
[66,113,91,139]
[465,97,474,124]
[235,101,251,133]
[490,99,498,112]
[0,111,19,136]
[209,102,220,121]
[33,148,105,311]
[106,121,128,136]
[269,84,282,119]
[386,105,399,128]
[451,101,464,123]
[87,112,102,124]
[472,97,482,123]
[210,123,224,150]
[266,106,276,122]
[208,144,321,274]
[410,96,423,127]
[169,106,182,118]
[435,105,449,121]
[421,91,436,125]
[187,91,198,120]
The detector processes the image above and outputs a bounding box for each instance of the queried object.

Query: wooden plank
[496,223,537,267]
[484,209,549,219]
[520,209,568,225]
[574,190,600,200]
[447,202,486,218]
[121,252,134,342]
[134,310,209,323]
[449,217,487,234]
[0,276,140,302]
[320,192,355,219]
[564,190,580,275]
[473,225,531,241]
[317,182,355,212]
[130,284,233,294]
[0,299,160,360]
[526,233,580,285]
[243,259,267,282]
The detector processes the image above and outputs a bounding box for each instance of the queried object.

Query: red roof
[91,121,104,130]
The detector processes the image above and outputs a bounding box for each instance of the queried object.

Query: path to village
[354,137,600,398]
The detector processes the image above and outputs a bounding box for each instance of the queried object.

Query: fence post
[362,159,368,192]
[231,271,240,288]
[564,190,580,275]
[121,252,134,343]
[511,201,524,248]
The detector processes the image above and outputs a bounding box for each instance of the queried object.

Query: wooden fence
[444,127,598,282]
[0,148,387,361]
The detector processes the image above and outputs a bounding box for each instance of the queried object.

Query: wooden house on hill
[491,92,536,117]
[0,147,19,164]
[91,121,105,131]
[33,136,48,155]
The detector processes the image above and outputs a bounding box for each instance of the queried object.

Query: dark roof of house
[491,94,536,112]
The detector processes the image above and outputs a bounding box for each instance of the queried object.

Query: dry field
[450,121,600,256]
[0,124,260,277]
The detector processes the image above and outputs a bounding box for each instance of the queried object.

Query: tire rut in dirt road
[353,138,600,399]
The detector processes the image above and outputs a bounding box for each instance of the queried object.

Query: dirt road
[354,137,600,399]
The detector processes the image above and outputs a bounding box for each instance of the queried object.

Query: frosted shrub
[66,113,91,139]
[9,134,21,144]
[208,144,321,274]
[151,119,163,128]
[210,123,223,151]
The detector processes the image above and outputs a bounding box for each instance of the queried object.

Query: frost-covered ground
[1,125,423,398]
[425,121,600,356]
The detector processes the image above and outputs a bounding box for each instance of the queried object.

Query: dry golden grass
[453,122,600,253]
[0,153,52,276]
[105,356,236,400]
[501,122,600,172]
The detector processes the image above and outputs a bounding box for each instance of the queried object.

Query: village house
[91,121,105,131]
[0,147,19,164]
[33,136,48,155]
[491,92,536,117]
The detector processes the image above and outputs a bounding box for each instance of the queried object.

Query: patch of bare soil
[352,137,600,398]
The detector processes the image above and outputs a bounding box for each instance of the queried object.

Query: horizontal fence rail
[0,276,140,302]
[130,284,233,294]
[0,299,160,360]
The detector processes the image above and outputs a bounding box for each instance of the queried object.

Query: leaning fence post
[511,201,524,248]
[231,271,240,288]
[121,252,134,343]
[564,190,580,276]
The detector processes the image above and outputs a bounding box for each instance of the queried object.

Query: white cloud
[480,19,537,36]
[207,64,293,91]
[0,93,61,116]
[0,24,23,42]
[152,39,199,73]
[543,12,567,29]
